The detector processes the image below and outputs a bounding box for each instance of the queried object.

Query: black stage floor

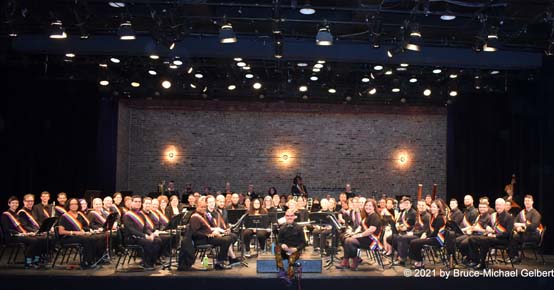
[1,250,553,290]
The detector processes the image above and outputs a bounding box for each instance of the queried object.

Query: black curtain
[447,58,554,253]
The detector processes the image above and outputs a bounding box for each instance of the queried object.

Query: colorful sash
[42,206,51,218]
[472,215,485,234]
[90,211,106,224]
[125,211,145,228]
[155,209,169,226]
[142,211,155,230]
[63,213,83,231]
[401,211,412,228]
[519,210,526,224]
[417,213,424,228]
[491,213,507,234]
[78,212,90,227]
[369,233,383,250]
[461,215,470,228]
[55,205,67,216]
[18,209,40,229]
[3,211,27,233]
[430,215,446,246]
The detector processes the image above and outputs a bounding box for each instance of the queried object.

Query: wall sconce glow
[282,154,289,161]
[274,148,295,168]
[164,146,179,163]
[396,151,411,168]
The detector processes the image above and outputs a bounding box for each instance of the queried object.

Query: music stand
[162,213,184,270]
[37,217,58,263]
[92,213,118,267]
[447,220,464,236]
[228,209,247,224]
[244,214,270,257]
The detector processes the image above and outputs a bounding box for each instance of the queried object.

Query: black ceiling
[1,0,553,105]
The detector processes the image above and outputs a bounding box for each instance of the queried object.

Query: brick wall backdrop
[116,100,447,200]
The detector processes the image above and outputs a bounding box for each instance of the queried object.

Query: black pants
[195,235,235,263]
[395,235,419,260]
[409,237,441,262]
[62,235,102,264]
[343,236,374,258]
[456,235,472,258]
[510,232,539,257]
[312,227,331,250]
[242,229,269,251]
[8,236,47,258]
[468,236,509,264]
[128,236,162,267]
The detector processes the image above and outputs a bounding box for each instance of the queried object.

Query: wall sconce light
[395,150,411,169]
[164,146,178,163]
[282,154,289,161]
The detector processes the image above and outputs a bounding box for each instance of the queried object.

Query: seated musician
[291,175,308,198]
[87,198,108,230]
[112,192,124,217]
[54,192,68,217]
[227,193,244,210]
[387,197,416,259]
[263,195,275,212]
[409,200,447,269]
[456,202,490,266]
[275,209,306,285]
[295,196,310,222]
[337,199,382,271]
[150,197,169,230]
[58,198,104,269]
[2,196,47,269]
[208,195,240,265]
[448,198,464,226]
[122,196,132,213]
[33,191,53,224]
[167,195,183,221]
[242,198,270,257]
[272,194,284,212]
[122,195,162,270]
[468,198,514,269]
[79,199,90,215]
[189,198,235,270]
[143,197,171,257]
[312,198,333,255]
[393,199,429,266]
[510,194,542,263]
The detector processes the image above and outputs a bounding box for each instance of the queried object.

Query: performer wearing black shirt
[291,175,308,197]
[510,195,542,263]
[337,199,382,271]
[393,200,430,266]
[32,191,52,224]
[456,203,490,264]
[409,200,447,268]
[122,196,161,270]
[448,199,464,226]
[468,198,514,269]
[463,195,479,225]
[276,209,306,284]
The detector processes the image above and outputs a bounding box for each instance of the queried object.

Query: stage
[1,250,552,290]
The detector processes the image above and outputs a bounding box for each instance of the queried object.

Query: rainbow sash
[143,211,155,230]
[3,211,27,233]
[18,209,40,229]
[472,215,485,234]
[430,216,446,246]
[78,212,90,227]
[369,233,383,250]
[125,211,145,228]
[42,206,50,218]
[90,211,106,224]
[519,210,526,224]
[491,213,506,234]
[417,214,424,228]
[63,213,83,231]
[155,210,169,226]
[538,224,544,235]
[55,205,67,216]
[461,215,470,228]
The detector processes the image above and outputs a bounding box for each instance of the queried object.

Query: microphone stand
[92,213,118,268]
[324,214,343,269]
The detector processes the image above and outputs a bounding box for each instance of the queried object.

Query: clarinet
[51,201,56,217]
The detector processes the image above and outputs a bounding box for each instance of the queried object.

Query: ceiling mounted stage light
[131,82,140,88]
[312,68,321,72]
[99,80,109,86]
[169,64,178,69]
[148,69,157,76]
[310,76,318,81]
[385,70,393,75]
[317,60,326,64]
[234,58,243,62]
[161,80,171,89]
[236,61,246,67]
[219,23,237,44]
[149,54,159,60]
[253,82,262,90]
[297,63,308,67]
[118,21,136,40]
[190,83,197,89]
[392,88,400,93]
[449,90,458,97]
[361,77,370,83]
[405,23,422,52]
[65,53,75,58]
[110,57,120,63]
[227,84,236,91]
[173,59,183,66]
[299,85,308,92]
[194,73,204,79]
[368,88,377,95]
[245,73,254,79]
[316,26,333,46]
[449,73,458,79]
[328,88,336,94]
[441,15,456,21]
[409,77,417,83]
[49,20,67,39]
[108,2,125,8]
[483,26,499,52]
[299,2,316,15]
[490,70,500,75]
[373,65,383,71]
[433,68,442,74]
[423,88,432,96]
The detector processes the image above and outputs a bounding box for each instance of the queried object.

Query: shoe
[466,262,477,268]
[229,257,241,267]
[356,256,363,264]
[350,257,359,271]
[510,256,521,264]
[214,263,231,270]
[392,260,406,266]
[474,263,486,270]
[278,268,287,279]
[144,266,155,271]
[244,251,252,258]
[411,262,424,269]
[335,258,350,269]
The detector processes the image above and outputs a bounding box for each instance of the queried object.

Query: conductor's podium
[256,254,322,273]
